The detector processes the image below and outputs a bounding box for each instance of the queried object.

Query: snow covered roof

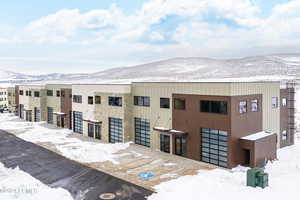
[53,112,65,115]
[153,127,171,132]
[241,131,275,141]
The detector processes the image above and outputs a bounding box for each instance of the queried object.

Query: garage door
[201,128,228,168]
[73,111,83,134]
[109,117,123,143]
[135,118,150,147]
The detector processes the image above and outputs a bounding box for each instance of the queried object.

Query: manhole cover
[99,193,116,200]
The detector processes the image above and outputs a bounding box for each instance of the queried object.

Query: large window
[201,128,228,168]
[239,101,247,114]
[34,107,40,122]
[88,96,94,105]
[251,99,258,112]
[19,90,24,95]
[135,118,150,147]
[47,90,53,96]
[73,95,82,103]
[200,101,227,114]
[47,107,53,124]
[160,134,170,153]
[134,96,150,107]
[109,97,122,107]
[272,97,278,108]
[174,98,186,110]
[109,118,123,143]
[160,98,170,109]
[73,111,83,134]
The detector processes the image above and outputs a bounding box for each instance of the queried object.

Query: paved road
[0,130,153,200]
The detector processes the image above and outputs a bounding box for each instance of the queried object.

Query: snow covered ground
[0,163,73,200]
[0,114,130,164]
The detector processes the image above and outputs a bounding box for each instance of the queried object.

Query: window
[109,97,122,107]
[73,111,83,134]
[200,101,227,114]
[160,98,170,109]
[251,99,258,112]
[47,107,53,124]
[34,91,40,97]
[29,91,32,96]
[239,101,247,114]
[47,90,53,96]
[109,118,123,143]
[88,96,94,104]
[73,95,82,103]
[56,90,60,97]
[95,124,101,139]
[201,128,228,168]
[95,96,101,104]
[26,91,29,96]
[282,130,287,140]
[34,107,41,122]
[282,98,287,107]
[134,96,150,107]
[174,98,186,110]
[135,118,150,147]
[61,90,65,97]
[19,90,24,95]
[272,97,278,108]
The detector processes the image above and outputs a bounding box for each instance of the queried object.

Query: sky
[0,0,300,74]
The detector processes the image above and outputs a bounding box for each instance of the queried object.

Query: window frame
[251,99,258,112]
[174,98,186,110]
[239,100,247,114]
[88,96,94,105]
[95,96,101,104]
[108,96,122,107]
[272,97,278,108]
[47,90,53,97]
[160,98,170,109]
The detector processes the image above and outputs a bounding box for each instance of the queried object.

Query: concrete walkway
[0,130,152,200]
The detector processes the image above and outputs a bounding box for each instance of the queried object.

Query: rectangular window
[88,96,94,104]
[109,97,122,107]
[272,97,278,108]
[47,90,53,96]
[29,91,32,96]
[200,101,227,114]
[61,90,65,97]
[73,95,82,103]
[251,99,258,112]
[109,118,123,143]
[282,98,287,107]
[56,90,60,97]
[34,91,40,97]
[239,101,247,114]
[134,96,150,107]
[19,90,24,95]
[95,124,101,140]
[174,98,186,110]
[26,91,29,96]
[135,118,150,147]
[282,130,287,140]
[160,98,170,109]
[95,96,101,104]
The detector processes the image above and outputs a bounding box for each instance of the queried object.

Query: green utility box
[247,168,269,188]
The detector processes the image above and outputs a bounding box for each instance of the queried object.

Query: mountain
[1,53,300,87]
[63,53,300,83]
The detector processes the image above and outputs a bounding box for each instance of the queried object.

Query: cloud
[0,0,300,72]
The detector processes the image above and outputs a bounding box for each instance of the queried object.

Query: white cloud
[0,0,300,72]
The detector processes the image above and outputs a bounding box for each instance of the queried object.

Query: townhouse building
[14,81,295,169]
[18,85,47,121]
[7,87,17,113]
[0,88,8,109]
[70,82,295,168]
[45,84,72,129]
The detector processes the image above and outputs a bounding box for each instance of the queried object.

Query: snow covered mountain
[1,53,300,86]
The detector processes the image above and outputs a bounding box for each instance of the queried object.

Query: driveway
[0,130,152,200]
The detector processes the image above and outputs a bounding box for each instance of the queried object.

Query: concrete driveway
[0,130,152,200]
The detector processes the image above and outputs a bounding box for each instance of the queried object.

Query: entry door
[61,116,65,128]
[95,124,101,140]
[19,104,24,119]
[88,123,94,138]
[160,134,171,153]
[57,115,61,127]
[175,136,187,156]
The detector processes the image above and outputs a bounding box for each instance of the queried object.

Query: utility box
[247,168,268,189]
